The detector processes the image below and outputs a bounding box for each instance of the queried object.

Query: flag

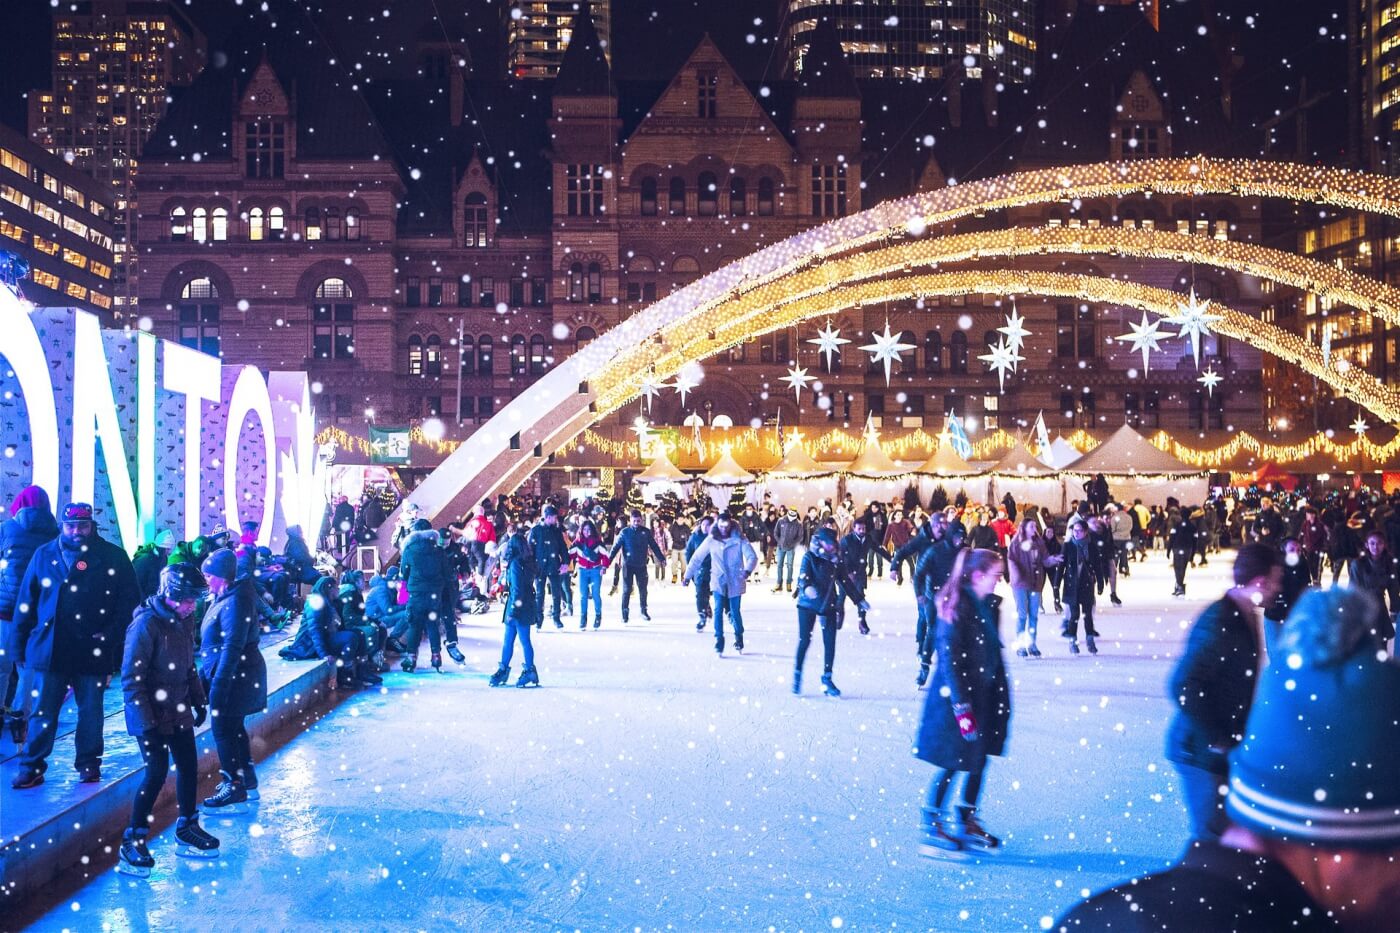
[368,425,411,464]
[775,407,785,451]
[945,412,972,460]
[1032,410,1052,457]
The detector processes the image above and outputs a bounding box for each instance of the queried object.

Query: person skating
[683,513,758,656]
[528,505,571,630]
[793,527,867,697]
[11,503,141,789]
[0,485,58,748]
[839,517,891,635]
[1059,516,1103,655]
[118,564,219,876]
[1166,544,1282,843]
[1349,531,1399,651]
[772,509,804,593]
[1168,504,1198,597]
[489,521,540,688]
[609,509,665,623]
[198,547,268,811]
[1007,518,1059,658]
[1087,514,1121,606]
[1263,537,1312,655]
[399,518,455,671]
[568,520,609,629]
[914,549,1010,856]
[683,515,715,631]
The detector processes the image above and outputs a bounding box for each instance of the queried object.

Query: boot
[821,674,841,698]
[516,665,540,688]
[918,810,964,857]
[1110,593,1122,606]
[1068,640,1080,656]
[1028,643,1041,658]
[446,643,466,664]
[593,616,601,629]
[356,661,383,686]
[916,662,930,688]
[488,664,510,688]
[336,667,356,690]
[792,668,802,695]
[6,709,27,746]
[955,807,1002,852]
[858,618,871,636]
[384,637,406,655]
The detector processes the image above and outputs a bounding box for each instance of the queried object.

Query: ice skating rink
[21,555,1232,931]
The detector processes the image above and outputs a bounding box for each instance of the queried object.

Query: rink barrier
[0,642,338,909]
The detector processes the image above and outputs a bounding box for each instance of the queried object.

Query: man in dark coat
[609,509,665,624]
[11,503,140,788]
[198,547,268,809]
[1166,544,1282,843]
[399,519,452,671]
[684,515,715,630]
[1168,505,1198,596]
[528,505,570,629]
[330,496,355,556]
[1251,496,1286,550]
[1,484,58,743]
[282,525,318,585]
[839,517,892,635]
[1085,474,1110,514]
[1058,517,1102,655]
[278,576,371,688]
[130,528,175,599]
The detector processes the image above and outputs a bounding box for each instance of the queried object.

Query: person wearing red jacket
[464,503,497,576]
[568,520,609,629]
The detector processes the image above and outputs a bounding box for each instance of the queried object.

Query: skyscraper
[505,0,612,80]
[27,0,205,314]
[781,0,1037,84]
[1356,0,1400,173]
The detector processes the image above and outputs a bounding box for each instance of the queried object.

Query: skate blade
[245,789,260,801]
[961,841,1004,856]
[917,843,968,860]
[117,861,152,878]
[205,802,248,815]
[176,845,220,859]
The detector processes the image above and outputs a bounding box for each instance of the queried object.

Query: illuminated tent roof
[1061,424,1201,476]
[768,444,832,478]
[990,436,1059,477]
[1044,436,1085,469]
[634,449,687,483]
[700,448,756,485]
[845,437,907,478]
[914,439,981,476]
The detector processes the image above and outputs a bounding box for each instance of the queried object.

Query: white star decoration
[1351,416,1370,437]
[781,365,813,400]
[1115,312,1168,373]
[1197,366,1222,395]
[807,321,850,369]
[670,366,701,404]
[859,321,915,385]
[997,305,1031,359]
[978,337,1022,392]
[638,376,663,413]
[1169,288,1223,367]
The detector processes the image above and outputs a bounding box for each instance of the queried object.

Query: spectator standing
[0,485,58,747]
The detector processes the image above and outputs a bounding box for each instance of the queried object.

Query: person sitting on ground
[278,575,380,688]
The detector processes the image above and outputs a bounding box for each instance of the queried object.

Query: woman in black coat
[792,527,868,698]
[914,548,1010,855]
[279,576,376,688]
[1350,532,1398,647]
[488,523,541,688]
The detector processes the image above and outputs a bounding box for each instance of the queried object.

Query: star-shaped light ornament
[784,428,805,451]
[638,376,663,414]
[781,365,814,400]
[1169,288,1223,367]
[1115,311,1168,373]
[1197,366,1222,396]
[807,322,850,369]
[997,305,1031,359]
[859,321,916,385]
[1351,416,1370,437]
[670,366,702,405]
[978,337,1022,392]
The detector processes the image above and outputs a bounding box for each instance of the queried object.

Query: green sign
[369,426,411,464]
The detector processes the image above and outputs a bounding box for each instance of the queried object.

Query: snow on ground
[23,553,1231,932]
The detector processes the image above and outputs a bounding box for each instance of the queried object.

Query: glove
[193,705,208,728]
[954,703,979,742]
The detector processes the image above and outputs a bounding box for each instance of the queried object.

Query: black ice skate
[1086,635,1099,655]
[516,665,540,688]
[118,828,154,877]
[243,765,260,801]
[430,652,443,672]
[175,814,220,859]
[792,669,802,694]
[488,665,511,687]
[954,807,1002,853]
[203,772,248,812]
[916,663,930,688]
[446,643,466,664]
[401,655,417,673]
[820,674,841,698]
[1068,640,1080,656]
[918,812,966,859]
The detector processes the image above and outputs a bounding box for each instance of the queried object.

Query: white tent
[699,448,756,511]
[1062,424,1208,506]
[987,436,1066,512]
[634,449,692,504]
[845,438,916,509]
[762,444,839,512]
[913,440,984,505]
[1043,436,1085,469]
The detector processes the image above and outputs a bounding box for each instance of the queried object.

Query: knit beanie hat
[1226,587,1400,849]
[201,547,238,582]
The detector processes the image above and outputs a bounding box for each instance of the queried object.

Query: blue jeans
[1012,588,1041,645]
[578,567,602,622]
[501,617,535,668]
[712,593,744,645]
[776,548,796,588]
[22,670,108,773]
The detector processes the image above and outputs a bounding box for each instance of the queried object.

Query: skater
[489,521,540,688]
[894,513,961,687]
[839,517,891,635]
[568,519,609,629]
[1007,518,1058,657]
[1168,504,1197,597]
[793,527,867,697]
[399,518,457,672]
[528,505,571,629]
[772,509,804,593]
[1348,531,1399,650]
[464,503,496,577]
[11,503,140,789]
[683,513,758,656]
[609,509,665,624]
[1166,544,1282,843]
[118,564,219,876]
[0,485,57,749]
[1059,516,1103,655]
[683,514,715,631]
[198,547,268,810]
[914,549,1010,856]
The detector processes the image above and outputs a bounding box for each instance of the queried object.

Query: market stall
[843,437,916,509]
[633,448,692,504]
[1062,424,1209,506]
[914,440,985,506]
[698,447,757,512]
[760,443,840,513]
[986,436,1066,512]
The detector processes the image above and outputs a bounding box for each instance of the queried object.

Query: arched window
[529,334,548,374]
[758,178,775,216]
[510,334,527,375]
[192,207,208,243]
[312,278,354,360]
[568,262,584,302]
[729,177,747,216]
[325,207,342,241]
[425,334,442,375]
[697,171,718,216]
[345,208,361,241]
[178,277,220,356]
[269,206,285,238]
[459,335,475,374]
[924,330,942,373]
[305,207,322,241]
[247,207,265,242]
[170,206,188,241]
[640,177,658,216]
[464,192,487,247]
[900,330,917,371]
[669,176,686,215]
[950,332,969,374]
[587,262,602,303]
[477,334,494,373]
[212,207,228,242]
[407,334,424,375]
[575,326,596,351]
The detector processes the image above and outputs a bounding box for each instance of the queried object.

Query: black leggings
[795,608,837,675]
[211,712,253,783]
[925,765,985,812]
[131,728,198,829]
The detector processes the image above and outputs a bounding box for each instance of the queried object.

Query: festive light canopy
[1044,436,1087,469]
[845,437,908,478]
[767,443,832,478]
[989,436,1059,477]
[634,449,687,483]
[1062,425,1202,478]
[700,447,756,485]
[915,440,981,477]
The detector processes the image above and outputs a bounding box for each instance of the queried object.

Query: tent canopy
[915,439,981,476]
[701,448,756,485]
[768,443,832,478]
[990,436,1058,477]
[1043,436,1085,469]
[635,449,687,483]
[845,437,907,478]
[1062,424,1201,476]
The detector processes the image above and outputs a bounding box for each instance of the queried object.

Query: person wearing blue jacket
[683,515,715,631]
[1,484,58,745]
[489,522,540,688]
[609,509,666,624]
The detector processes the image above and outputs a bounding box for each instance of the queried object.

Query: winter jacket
[1168,515,1198,555]
[667,521,692,551]
[609,525,665,568]
[122,595,206,736]
[967,523,998,552]
[400,529,451,599]
[684,528,712,585]
[464,513,497,545]
[1298,517,1326,555]
[838,531,887,578]
[1252,507,1286,548]
[684,531,758,597]
[568,534,609,571]
[795,547,865,617]
[915,589,1010,770]
[283,528,317,584]
[914,536,961,602]
[280,577,343,661]
[882,519,912,554]
[14,533,141,675]
[130,544,170,600]
[739,512,765,544]
[1349,553,1399,641]
[332,501,355,535]
[989,517,1015,549]
[1264,557,1311,627]
[1166,596,1259,773]
[1059,538,1099,606]
[1006,532,1051,592]
[0,501,58,622]
[364,574,398,622]
[528,523,569,571]
[199,577,267,717]
[773,516,805,550]
[1108,510,1132,543]
[500,532,539,623]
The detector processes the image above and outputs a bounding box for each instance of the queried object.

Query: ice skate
[118,828,154,877]
[594,617,602,629]
[734,638,744,655]
[858,619,871,636]
[516,665,540,688]
[1016,646,1028,657]
[820,674,841,697]
[641,610,652,621]
[918,812,966,859]
[1086,635,1099,655]
[916,662,930,688]
[954,808,1002,853]
[446,643,466,664]
[401,655,417,673]
[356,661,383,686]
[1110,594,1122,606]
[792,669,802,694]
[203,773,248,812]
[175,814,220,859]
[715,637,724,656]
[488,665,511,687]
[1028,643,1042,658]
[695,619,706,632]
[430,652,443,672]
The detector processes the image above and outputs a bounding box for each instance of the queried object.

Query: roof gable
[626,36,789,146]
